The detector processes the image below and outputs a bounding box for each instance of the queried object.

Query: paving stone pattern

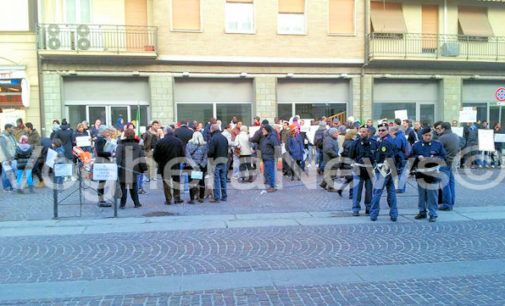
[3,273,505,305]
[1,220,504,284]
[1,168,504,222]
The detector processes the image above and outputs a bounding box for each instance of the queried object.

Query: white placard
[249,126,261,136]
[54,163,73,177]
[459,107,477,123]
[140,126,146,135]
[394,110,408,121]
[478,129,495,152]
[452,127,464,137]
[92,163,118,181]
[45,148,57,168]
[75,136,91,147]
[495,134,505,143]
[191,170,203,180]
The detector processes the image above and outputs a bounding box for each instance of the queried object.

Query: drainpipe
[361,0,370,122]
[444,0,447,36]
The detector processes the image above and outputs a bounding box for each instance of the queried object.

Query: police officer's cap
[421,127,432,135]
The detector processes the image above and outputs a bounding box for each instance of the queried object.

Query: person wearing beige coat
[236,126,254,182]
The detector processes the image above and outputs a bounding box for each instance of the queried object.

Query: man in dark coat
[436,122,460,211]
[175,121,194,146]
[207,124,229,202]
[54,119,74,160]
[116,129,145,208]
[153,127,185,205]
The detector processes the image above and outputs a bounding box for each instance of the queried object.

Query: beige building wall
[0,34,40,130]
[154,0,365,60]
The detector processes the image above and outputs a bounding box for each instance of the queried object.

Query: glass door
[88,106,107,126]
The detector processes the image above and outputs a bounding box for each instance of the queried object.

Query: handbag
[233,145,241,157]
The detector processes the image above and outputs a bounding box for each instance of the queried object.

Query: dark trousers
[120,182,140,207]
[189,167,206,200]
[98,180,106,201]
[162,171,181,203]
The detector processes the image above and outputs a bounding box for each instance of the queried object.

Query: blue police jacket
[375,134,399,166]
[410,139,447,183]
[393,130,409,161]
[352,136,378,164]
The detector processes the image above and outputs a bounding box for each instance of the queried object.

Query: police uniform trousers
[370,173,398,219]
[417,182,438,218]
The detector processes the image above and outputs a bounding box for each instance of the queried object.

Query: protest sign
[478,129,495,152]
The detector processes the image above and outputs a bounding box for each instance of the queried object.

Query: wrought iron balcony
[37,24,158,57]
[368,33,505,62]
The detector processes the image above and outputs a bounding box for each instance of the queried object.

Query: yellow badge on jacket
[381,146,386,152]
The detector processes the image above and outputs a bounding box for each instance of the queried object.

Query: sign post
[495,87,505,124]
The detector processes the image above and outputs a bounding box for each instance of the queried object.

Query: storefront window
[68,105,86,128]
[463,103,487,124]
[420,104,435,125]
[217,103,251,126]
[373,103,416,122]
[277,104,292,121]
[131,105,149,128]
[0,79,22,106]
[294,103,346,120]
[177,104,214,125]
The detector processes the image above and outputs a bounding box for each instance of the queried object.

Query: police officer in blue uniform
[351,126,378,216]
[369,123,400,222]
[410,127,446,222]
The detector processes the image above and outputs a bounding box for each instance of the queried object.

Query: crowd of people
[0,114,502,221]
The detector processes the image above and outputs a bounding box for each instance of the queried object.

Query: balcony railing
[368,33,505,62]
[37,23,158,55]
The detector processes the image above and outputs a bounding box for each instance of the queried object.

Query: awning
[370,2,407,33]
[458,6,494,36]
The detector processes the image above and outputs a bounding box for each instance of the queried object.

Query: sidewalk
[1,205,504,238]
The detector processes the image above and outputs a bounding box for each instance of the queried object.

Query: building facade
[35,0,505,135]
[0,0,40,132]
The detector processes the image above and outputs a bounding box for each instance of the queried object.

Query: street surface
[0,167,504,305]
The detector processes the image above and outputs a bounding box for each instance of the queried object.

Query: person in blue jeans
[436,122,460,211]
[207,124,229,202]
[411,127,446,222]
[15,136,34,193]
[259,125,279,192]
[369,124,400,222]
[0,123,18,191]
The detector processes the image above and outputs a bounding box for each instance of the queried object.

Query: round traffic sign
[496,87,505,102]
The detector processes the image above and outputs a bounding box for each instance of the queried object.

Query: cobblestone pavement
[4,273,505,306]
[1,218,505,304]
[1,167,504,221]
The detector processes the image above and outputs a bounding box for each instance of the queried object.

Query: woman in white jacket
[235,126,254,182]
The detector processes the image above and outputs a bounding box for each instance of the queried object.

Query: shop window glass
[489,105,505,128]
[177,104,213,125]
[89,106,107,126]
[68,105,86,129]
[278,104,292,121]
[0,79,22,106]
[294,103,346,121]
[463,103,487,123]
[217,103,252,126]
[131,105,149,128]
[420,104,435,125]
[373,103,416,122]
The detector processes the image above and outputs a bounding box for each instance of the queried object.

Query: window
[172,0,201,31]
[278,103,346,121]
[0,79,22,106]
[422,5,438,52]
[329,0,354,35]
[226,1,254,34]
[370,1,407,36]
[65,0,90,24]
[373,103,416,122]
[0,0,29,31]
[217,104,252,126]
[177,104,214,124]
[278,0,305,35]
[458,6,493,42]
